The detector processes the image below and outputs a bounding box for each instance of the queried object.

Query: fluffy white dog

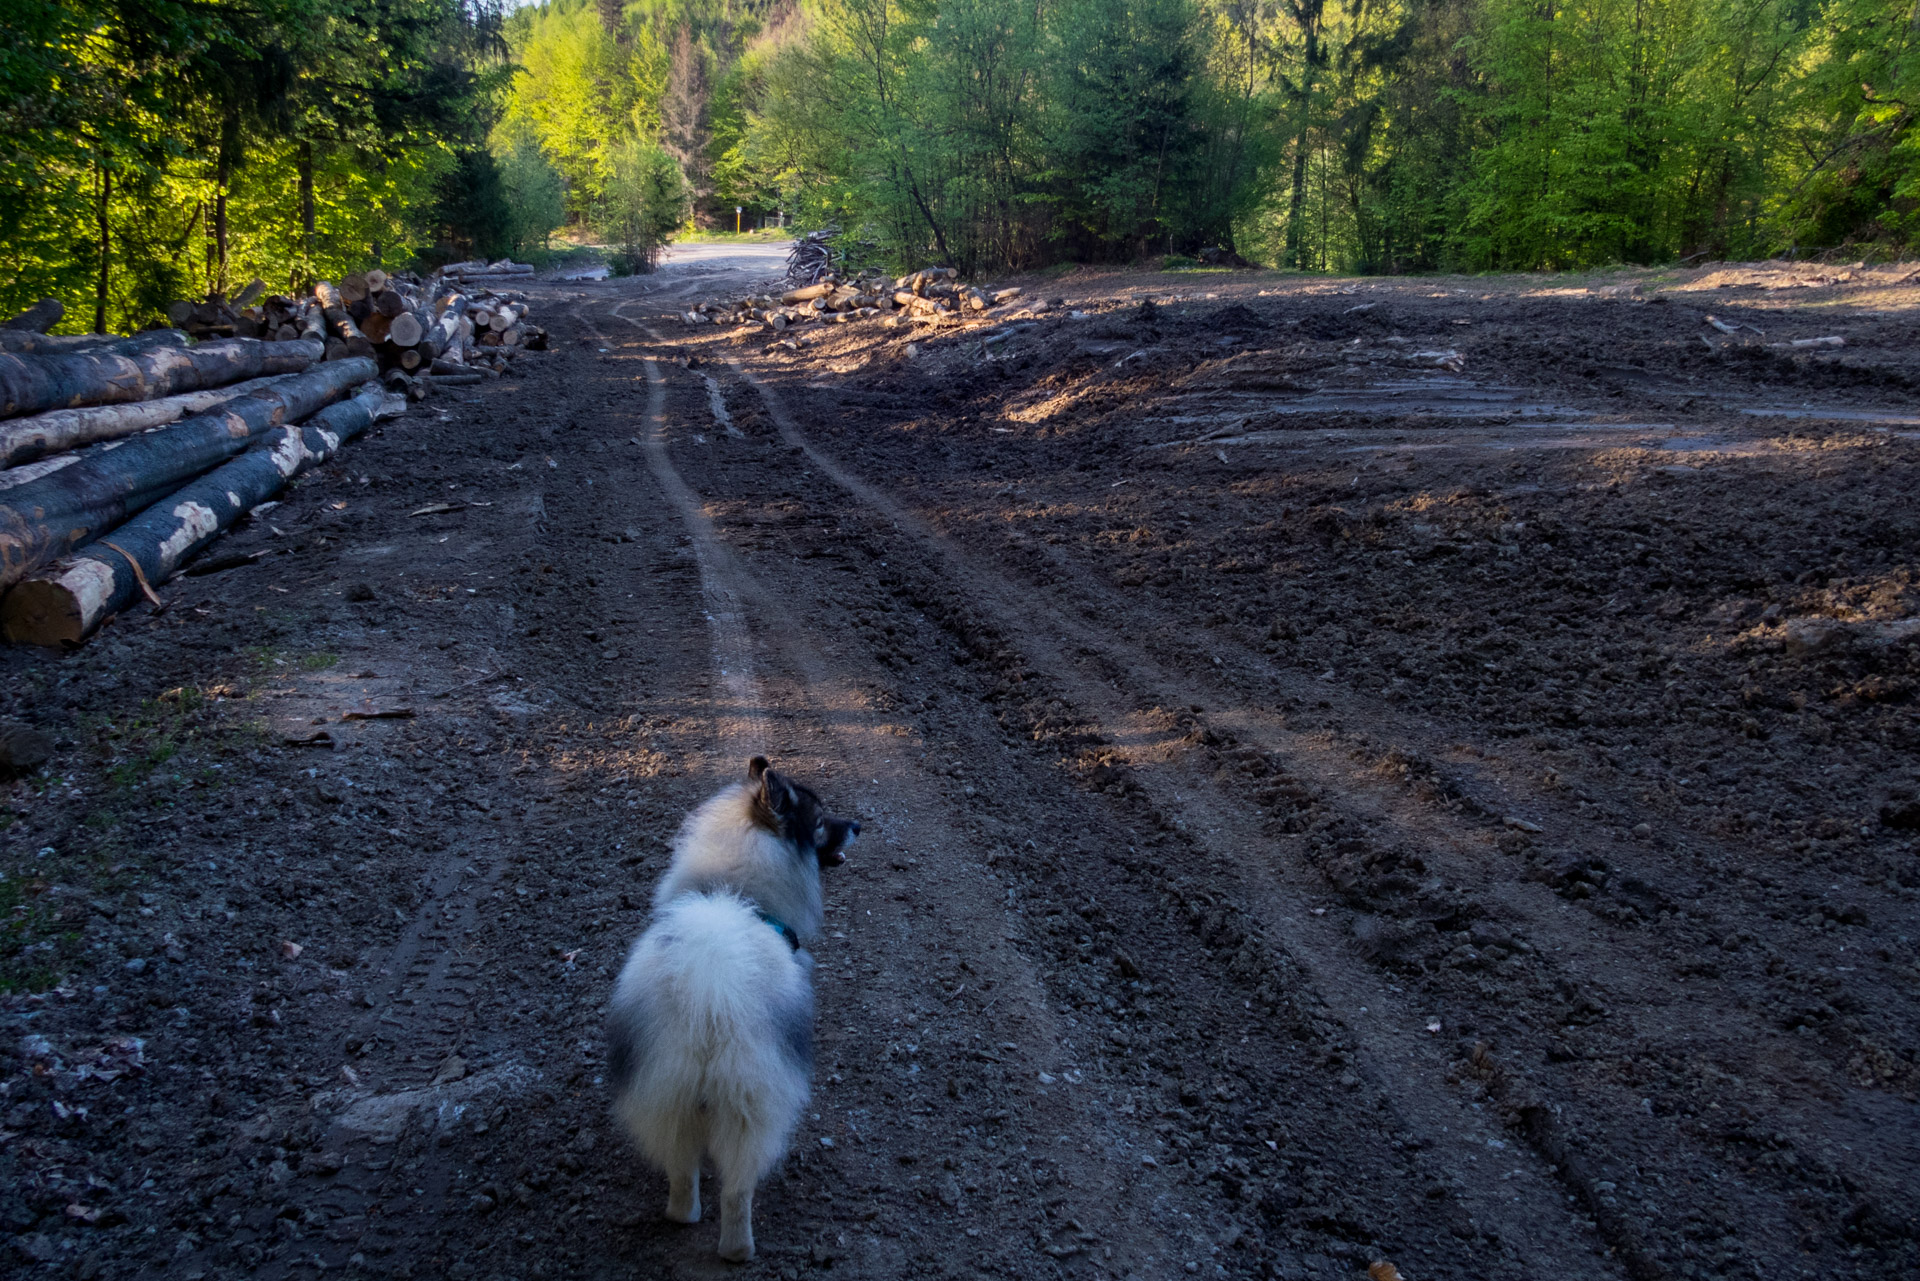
[608,757,858,1261]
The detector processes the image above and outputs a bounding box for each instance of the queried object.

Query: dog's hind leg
[708,1115,772,1262]
[716,1178,755,1263]
[659,1117,705,1224]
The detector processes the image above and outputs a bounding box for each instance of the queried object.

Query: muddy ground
[3,250,1917,1281]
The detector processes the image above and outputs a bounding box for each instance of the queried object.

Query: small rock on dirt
[0,720,53,775]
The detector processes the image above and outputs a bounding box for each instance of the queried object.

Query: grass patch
[0,867,84,995]
[678,227,792,244]
[300,652,340,671]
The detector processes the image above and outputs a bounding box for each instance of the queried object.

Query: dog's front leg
[716,1185,754,1262]
[666,1167,701,1223]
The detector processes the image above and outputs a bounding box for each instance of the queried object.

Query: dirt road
[3,251,1917,1281]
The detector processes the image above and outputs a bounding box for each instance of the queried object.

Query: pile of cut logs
[162,268,547,384]
[0,287,482,647]
[678,266,1021,332]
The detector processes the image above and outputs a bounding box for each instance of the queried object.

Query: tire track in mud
[706,346,1920,1276]
[590,302,768,751]
[871,432,1920,1265]
[714,353,1634,1276]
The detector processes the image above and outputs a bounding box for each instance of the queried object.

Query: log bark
[374,289,406,319]
[0,356,374,590]
[314,283,375,358]
[424,296,468,357]
[0,337,323,421]
[3,383,401,645]
[0,329,191,358]
[0,367,331,467]
[5,300,63,333]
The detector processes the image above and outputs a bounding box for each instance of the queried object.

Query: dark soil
[3,256,1917,1281]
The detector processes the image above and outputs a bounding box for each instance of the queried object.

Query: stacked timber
[160,269,548,372]
[679,265,1022,335]
[3,382,403,646]
[0,329,403,645]
[0,262,551,644]
[0,357,376,592]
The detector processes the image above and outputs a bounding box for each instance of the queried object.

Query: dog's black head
[749,756,860,868]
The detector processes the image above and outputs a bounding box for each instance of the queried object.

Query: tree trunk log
[0,356,374,590]
[3,383,400,645]
[389,311,425,348]
[424,296,467,357]
[314,283,375,358]
[0,337,323,421]
[0,329,190,358]
[5,300,64,333]
[0,368,332,467]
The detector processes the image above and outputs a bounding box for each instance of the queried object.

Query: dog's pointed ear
[753,759,795,816]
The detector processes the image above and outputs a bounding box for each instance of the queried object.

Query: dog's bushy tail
[609,892,813,1184]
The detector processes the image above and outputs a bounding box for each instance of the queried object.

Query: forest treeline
[1,0,682,335]
[527,0,1915,275]
[3,0,1915,332]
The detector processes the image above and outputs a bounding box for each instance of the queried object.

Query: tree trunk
[4,300,66,334]
[298,139,316,284]
[1283,131,1311,270]
[214,112,237,295]
[3,382,400,646]
[0,337,323,421]
[0,368,325,468]
[95,157,112,335]
[0,356,374,590]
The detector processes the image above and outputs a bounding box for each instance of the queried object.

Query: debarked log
[0,337,323,420]
[0,369,332,468]
[0,357,375,590]
[2,383,404,645]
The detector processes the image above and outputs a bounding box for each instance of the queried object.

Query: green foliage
[498,137,570,252]
[496,1,670,218]
[600,136,692,271]
[0,0,510,333]
[720,0,1915,272]
[8,0,1915,298]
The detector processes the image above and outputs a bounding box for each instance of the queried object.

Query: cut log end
[0,573,92,647]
